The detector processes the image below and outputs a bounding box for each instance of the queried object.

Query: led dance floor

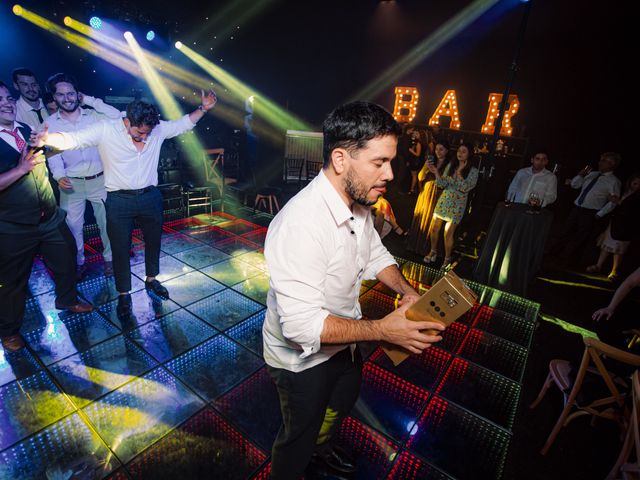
[0,206,538,479]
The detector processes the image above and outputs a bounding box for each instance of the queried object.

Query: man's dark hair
[0,81,9,91]
[531,148,550,159]
[126,100,160,128]
[322,101,401,168]
[46,72,79,94]
[43,92,55,104]
[12,68,37,83]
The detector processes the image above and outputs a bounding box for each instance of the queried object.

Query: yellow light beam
[350,0,501,102]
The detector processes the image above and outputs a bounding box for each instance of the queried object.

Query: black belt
[112,186,155,195]
[69,171,104,180]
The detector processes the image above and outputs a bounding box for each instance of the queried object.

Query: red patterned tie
[1,127,27,152]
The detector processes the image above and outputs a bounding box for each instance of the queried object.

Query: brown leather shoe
[54,301,94,313]
[1,334,25,352]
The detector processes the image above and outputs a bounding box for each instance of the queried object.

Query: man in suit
[0,81,92,353]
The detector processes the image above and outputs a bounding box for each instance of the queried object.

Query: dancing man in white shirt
[12,68,49,129]
[506,150,557,207]
[33,90,217,316]
[46,73,122,279]
[263,102,445,479]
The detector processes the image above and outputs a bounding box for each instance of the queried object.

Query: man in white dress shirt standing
[549,152,621,261]
[263,102,445,479]
[46,73,122,278]
[506,151,557,207]
[33,90,217,316]
[12,68,48,129]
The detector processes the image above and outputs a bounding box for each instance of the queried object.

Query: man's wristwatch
[198,105,207,112]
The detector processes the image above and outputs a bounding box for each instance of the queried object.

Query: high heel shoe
[423,251,437,264]
[441,257,453,270]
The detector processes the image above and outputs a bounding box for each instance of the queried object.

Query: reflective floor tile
[352,363,430,443]
[405,396,510,480]
[226,311,266,356]
[214,237,261,257]
[160,233,204,255]
[82,367,204,463]
[182,226,235,244]
[372,281,399,298]
[0,370,75,450]
[471,285,539,322]
[436,321,469,353]
[457,303,481,326]
[27,266,54,297]
[79,254,109,282]
[369,346,451,392]
[387,451,454,480]
[129,242,168,267]
[213,367,279,451]
[201,258,264,287]
[99,290,181,332]
[124,407,267,479]
[20,292,81,335]
[172,245,231,269]
[166,336,264,401]
[0,413,119,480]
[216,219,262,236]
[164,217,209,233]
[241,229,267,247]
[244,212,272,227]
[78,275,145,306]
[50,335,158,408]
[456,329,528,382]
[127,309,218,363]
[187,289,263,331]
[472,306,536,348]
[0,348,42,388]
[235,250,268,272]
[25,311,121,365]
[434,357,520,430]
[401,262,442,286]
[131,255,194,283]
[161,271,226,307]
[333,417,400,480]
[359,290,396,320]
[231,274,270,306]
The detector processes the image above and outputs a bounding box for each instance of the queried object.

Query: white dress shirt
[52,114,195,191]
[15,96,49,129]
[570,170,621,217]
[0,121,26,151]
[507,167,557,206]
[263,170,397,372]
[46,97,122,180]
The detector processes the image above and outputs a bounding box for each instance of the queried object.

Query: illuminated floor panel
[0,211,539,479]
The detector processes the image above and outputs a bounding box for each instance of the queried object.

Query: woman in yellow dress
[405,140,450,255]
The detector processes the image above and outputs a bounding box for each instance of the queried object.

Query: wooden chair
[531,337,640,455]
[304,160,323,184]
[607,370,640,479]
[283,157,304,185]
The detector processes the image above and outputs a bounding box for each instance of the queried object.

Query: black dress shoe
[116,294,132,317]
[145,279,169,298]
[312,445,356,474]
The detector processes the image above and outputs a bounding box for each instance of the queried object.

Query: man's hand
[17,147,46,175]
[200,89,217,111]
[378,303,444,354]
[578,165,592,177]
[57,177,73,191]
[398,292,420,308]
[592,306,614,322]
[30,123,48,148]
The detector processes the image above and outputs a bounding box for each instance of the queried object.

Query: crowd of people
[1,67,217,353]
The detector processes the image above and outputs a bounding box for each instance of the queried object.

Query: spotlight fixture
[123,31,133,40]
[89,16,102,29]
[12,4,23,15]
[146,30,155,41]
[174,41,183,49]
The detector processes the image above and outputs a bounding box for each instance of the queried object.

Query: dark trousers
[267,347,363,480]
[549,205,604,262]
[105,187,163,293]
[0,209,77,337]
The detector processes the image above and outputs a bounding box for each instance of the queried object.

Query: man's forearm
[44,132,74,151]
[376,264,418,297]
[320,314,381,344]
[188,107,206,125]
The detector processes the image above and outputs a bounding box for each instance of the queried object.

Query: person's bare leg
[443,222,458,261]
[610,254,623,278]
[587,249,609,273]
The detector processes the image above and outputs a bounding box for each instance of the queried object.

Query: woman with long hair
[587,172,640,280]
[406,140,450,255]
[424,143,479,269]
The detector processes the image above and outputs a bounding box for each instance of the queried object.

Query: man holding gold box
[263,102,444,479]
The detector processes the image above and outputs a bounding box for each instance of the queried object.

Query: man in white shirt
[549,152,622,261]
[46,73,122,278]
[263,102,444,479]
[12,68,49,129]
[506,151,557,206]
[33,90,217,316]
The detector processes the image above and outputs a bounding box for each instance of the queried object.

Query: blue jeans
[105,187,163,293]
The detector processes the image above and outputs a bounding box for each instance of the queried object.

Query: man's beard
[344,168,378,207]
[56,99,79,113]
